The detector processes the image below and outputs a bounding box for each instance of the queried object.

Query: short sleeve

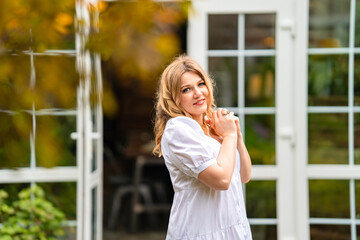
[161,116,217,178]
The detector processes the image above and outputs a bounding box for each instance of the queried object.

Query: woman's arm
[198,109,238,190]
[237,132,252,183]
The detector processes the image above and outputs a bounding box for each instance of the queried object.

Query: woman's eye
[199,82,206,87]
[182,88,189,93]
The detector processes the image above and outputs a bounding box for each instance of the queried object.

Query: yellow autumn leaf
[54,13,73,34]
[97,1,108,13]
[6,19,20,31]
[55,13,73,26]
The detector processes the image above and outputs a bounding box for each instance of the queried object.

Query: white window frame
[189,0,298,239]
[0,0,103,239]
[190,0,360,239]
[296,0,360,239]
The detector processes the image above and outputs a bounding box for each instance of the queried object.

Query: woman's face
[179,71,209,123]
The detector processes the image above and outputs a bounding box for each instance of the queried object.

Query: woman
[153,55,252,239]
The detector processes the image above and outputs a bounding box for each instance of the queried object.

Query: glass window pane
[245,14,276,49]
[91,187,97,240]
[308,54,348,106]
[208,14,238,50]
[309,180,350,218]
[246,180,276,218]
[0,183,30,202]
[356,0,360,47]
[355,55,360,106]
[31,0,76,50]
[37,182,77,220]
[308,113,348,164]
[34,56,78,109]
[0,112,31,168]
[245,114,275,165]
[36,115,76,167]
[309,0,350,48]
[245,56,275,107]
[0,55,32,110]
[250,225,277,240]
[208,57,238,107]
[310,225,351,239]
[355,114,360,165]
[92,139,98,172]
[356,180,360,218]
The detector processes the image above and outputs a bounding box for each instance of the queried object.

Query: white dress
[161,116,252,240]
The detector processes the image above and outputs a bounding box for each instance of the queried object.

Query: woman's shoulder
[164,116,203,136]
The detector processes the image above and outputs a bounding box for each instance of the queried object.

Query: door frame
[188,0,300,239]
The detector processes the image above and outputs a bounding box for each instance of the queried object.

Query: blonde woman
[153,55,252,240]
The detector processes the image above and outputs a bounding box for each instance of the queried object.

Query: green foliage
[0,0,188,168]
[0,185,67,240]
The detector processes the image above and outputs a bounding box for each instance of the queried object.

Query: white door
[76,1,103,239]
[189,0,360,239]
[295,0,360,239]
[189,0,298,239]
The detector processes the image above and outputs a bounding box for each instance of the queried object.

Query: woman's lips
[194,99,205,105]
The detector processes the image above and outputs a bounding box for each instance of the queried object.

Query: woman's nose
[193,87,202,97]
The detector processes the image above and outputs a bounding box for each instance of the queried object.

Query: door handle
[278,127,295,147]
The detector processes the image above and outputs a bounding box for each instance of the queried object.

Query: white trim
[294,0,310,239]
[307,165,360,179]
[251,166,279,180]
[76,85,84,240]
[0,167,78,183]
[208,49,276,57]
[308,106,351,113]
[308,48,352,55]
[350,179,356,240]
[309,218,360,225]
[248,218,278,225]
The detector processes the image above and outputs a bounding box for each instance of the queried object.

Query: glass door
[189,0,295,239]
[76,1,103,240]
[296,0,360,239]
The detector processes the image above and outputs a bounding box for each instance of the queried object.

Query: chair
[107,153,171,232]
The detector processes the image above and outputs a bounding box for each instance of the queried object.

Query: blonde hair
[153,54,217,157]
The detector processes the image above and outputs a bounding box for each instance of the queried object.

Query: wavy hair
[153,55,217,156]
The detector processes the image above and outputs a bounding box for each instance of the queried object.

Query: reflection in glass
[308,113,348,164]
[355,55,360,106]
[208,57,238,107]
[245,14,276,49]
[356,114,360,165]
[0,183,30,202]
[356,0,360,47]
[91,187,97,240]
[0,55,31,110]
[245,56,275,107]
[250,225,277,240]
[36,115,76,167]
[356,180,360,218]
[245,114,275,165]
[37,182,77,220]
[309,180,349,218]
[246,180,276,218]
[0,113,31,168]
[208,14,238,50]
[32,0,76,50]
[35,56,78,109]
[309,0,350,48]
[310,225,350,240]
[308,55,348,106]
[92,139,98,172]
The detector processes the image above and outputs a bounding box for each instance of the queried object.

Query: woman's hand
[211,109,237,138]
[234,116,243,140]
